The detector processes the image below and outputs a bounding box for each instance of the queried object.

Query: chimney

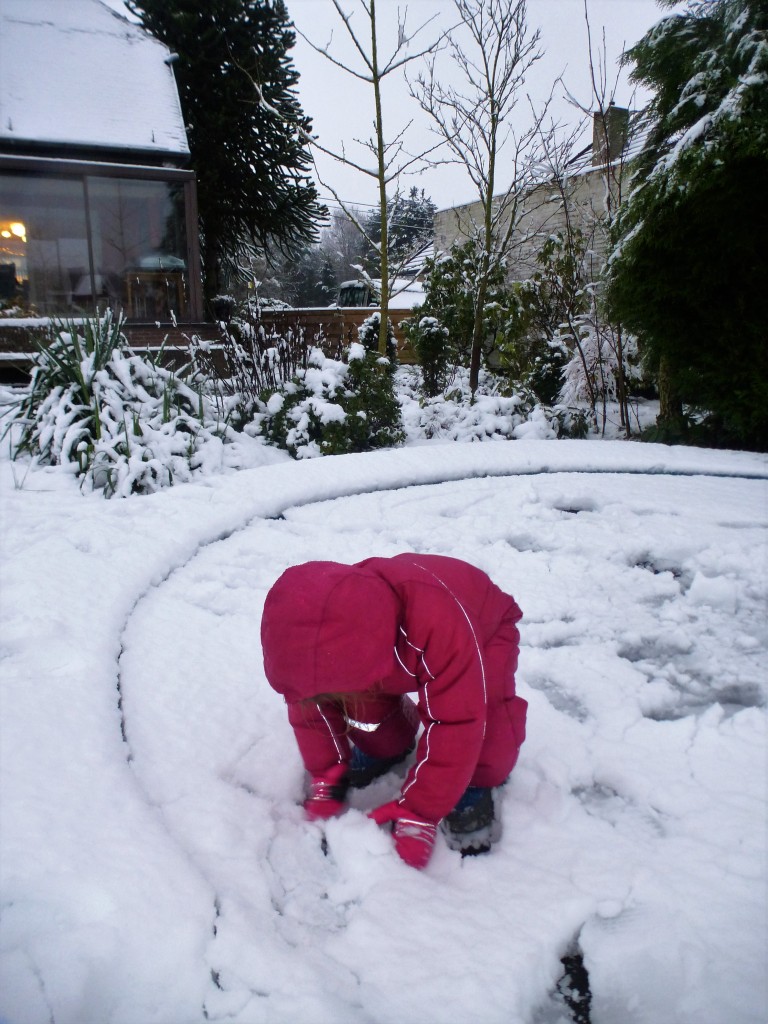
[592,102,629,165]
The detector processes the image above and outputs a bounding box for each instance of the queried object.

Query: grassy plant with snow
[7,312,238,497]
[189,304,317,431]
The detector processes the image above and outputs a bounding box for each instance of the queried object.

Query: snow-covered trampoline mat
[2,445,766,1024]
[112,472,766,1024]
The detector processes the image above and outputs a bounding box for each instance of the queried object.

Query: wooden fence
[255,306,417,362]
[0,307,418,382]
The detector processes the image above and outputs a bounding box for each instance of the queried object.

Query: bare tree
[530,126,601,414]
[295,1,442,355]
[555,0,638,436]
[412,0,555,396]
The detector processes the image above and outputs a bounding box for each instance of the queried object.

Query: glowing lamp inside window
[0,221,27,243]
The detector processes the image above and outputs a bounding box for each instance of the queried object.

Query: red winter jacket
[261,553,526,822]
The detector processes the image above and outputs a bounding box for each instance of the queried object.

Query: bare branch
[294,0,446,355]
[411,0,551,394]
[329,0,377,74]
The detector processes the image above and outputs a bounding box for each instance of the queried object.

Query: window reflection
[0,173,190,319]
[0,175,89,315]
[88,177,188,319]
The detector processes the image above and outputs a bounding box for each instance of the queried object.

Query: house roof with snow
[0,0,189,162]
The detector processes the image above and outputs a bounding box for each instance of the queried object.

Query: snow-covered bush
[396,365,555,441]
[405,315,450,398]
[210,293,237,322]
[9,312,232,497]
[262,343,403,458]
[515,330,569,407]
[558,319,617,408]
[190,303,331,430]
[419,241,512,363]
[324,344,404,453]
[556,315,641,434]
[357,312,397,364]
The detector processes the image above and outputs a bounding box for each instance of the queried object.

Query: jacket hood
[261,561,400,703]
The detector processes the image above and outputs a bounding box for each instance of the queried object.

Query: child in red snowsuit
[260,553,526,869]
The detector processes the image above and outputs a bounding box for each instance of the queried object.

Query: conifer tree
[606,0,768,449]
[282,248,337,306]
[387,188,437,266]
[360,188,436,278]
[126,0,326,304]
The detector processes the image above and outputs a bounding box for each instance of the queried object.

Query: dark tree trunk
[657,352,685,432]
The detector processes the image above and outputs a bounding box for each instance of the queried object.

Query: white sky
[287,0,671,212]
[102,0,672,212]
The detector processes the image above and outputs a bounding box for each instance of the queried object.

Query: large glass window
[87,177,188,320]
[0,175,89,315]
[0,172,190,320]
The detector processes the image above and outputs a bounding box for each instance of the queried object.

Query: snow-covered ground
[1,434,766,1024]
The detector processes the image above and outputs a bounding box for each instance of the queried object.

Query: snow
[0,0,188,156]
[1,427,767,1023]
[647,1,768,186]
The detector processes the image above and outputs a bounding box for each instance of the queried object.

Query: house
[433,105,633,283]
[0,0,204,347]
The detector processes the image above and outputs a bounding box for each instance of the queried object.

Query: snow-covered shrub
[491,234,583,405]
[405,315,450,398]
[357,312,397,365]
[516,331,569,406]
[261,347,346,458]
[9,312,230,496]
[557,316,640,432]
[211,293,237,322]
[396,365,563,442]
[418,239,523,370]
[558,319,615,407]
[323,344,404,454]
[550,403,591,439]
[395,364,597,441]
[189,308,313,430]
[262,343,403,458]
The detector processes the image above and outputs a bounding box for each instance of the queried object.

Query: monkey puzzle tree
[127,0,326,304]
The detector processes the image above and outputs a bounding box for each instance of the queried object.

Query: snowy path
[1,441,767,1024]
